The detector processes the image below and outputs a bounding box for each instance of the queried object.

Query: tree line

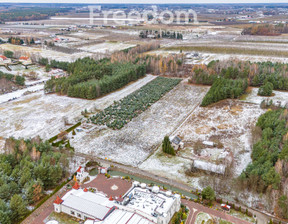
[190,60,288,104]
[111,42,185,76]
[239,109,288,193]
[242,24,288,36]
[190,60,288,91]
[0,137,69,224]
[0,7,72,22]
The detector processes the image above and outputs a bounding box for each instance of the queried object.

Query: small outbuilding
[169,136,184,150]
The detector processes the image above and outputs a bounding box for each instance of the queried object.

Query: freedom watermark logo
[88,6,198,25]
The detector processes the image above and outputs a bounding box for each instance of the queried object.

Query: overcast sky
[1,0,288,3]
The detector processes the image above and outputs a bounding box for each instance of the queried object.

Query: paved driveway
[182,200,252,224]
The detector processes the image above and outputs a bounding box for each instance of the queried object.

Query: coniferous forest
[239,109,288,194]
[0,138,68,224]
[44,57,146,99]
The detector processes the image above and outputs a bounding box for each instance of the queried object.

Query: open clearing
[243,87,288,106]
[0,75,156,140]
[78,42,136,54]
[71,82,209,166]
[140,100,265,189]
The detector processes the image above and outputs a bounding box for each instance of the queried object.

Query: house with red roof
[0,55,11,64]
[19,56,32,65]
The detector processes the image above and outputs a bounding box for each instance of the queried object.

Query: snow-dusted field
[0,83,44,104]
[148,49,288,65]
[0,75,156,140]
[140,99,265,190]
[78,42,136,54]
[0,64,50,85]
[71,82,209,166]
[243,87,288,106]
[174,100,264,175]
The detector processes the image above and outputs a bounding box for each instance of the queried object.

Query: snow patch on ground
[243,87,288,106]
[78,42,136,54]
[71,83,208,166]
[0,75,156,140]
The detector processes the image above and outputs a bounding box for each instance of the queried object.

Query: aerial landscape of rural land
[1,0,288,223]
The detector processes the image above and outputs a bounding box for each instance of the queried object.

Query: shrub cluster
[0,71,25,86]
[201,78,248,106]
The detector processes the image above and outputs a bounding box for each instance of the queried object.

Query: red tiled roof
[109,196,113,201]
[83,188,88,192]
[72,182,80,190]
[19,56,29,60]
[0,55,7,60]
[54,196,63,204]
[76,166,82,172]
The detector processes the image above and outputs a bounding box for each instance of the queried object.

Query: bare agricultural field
[140,100,265,190]
[164,44,288,58]
[70,82,209,166]
[148,49,288,64]
[78,42,136,54]
[0,75,156,140]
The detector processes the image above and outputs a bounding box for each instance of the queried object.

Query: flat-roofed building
[53,187,115,221]
[54,180,180,224]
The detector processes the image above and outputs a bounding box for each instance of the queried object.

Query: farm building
[191,159,226,175]
[169,136,184,150]
[48,69,66,78]
[19,56,32,65]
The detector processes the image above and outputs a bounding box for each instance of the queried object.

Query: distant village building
[34,40,42,45]
[169,136,184,150]
[19,56,32,65]
[0,55,11,64]
[48,69,66,78]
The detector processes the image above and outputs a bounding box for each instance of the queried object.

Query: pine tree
[162,136,176,156]
[10,194,28,222]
